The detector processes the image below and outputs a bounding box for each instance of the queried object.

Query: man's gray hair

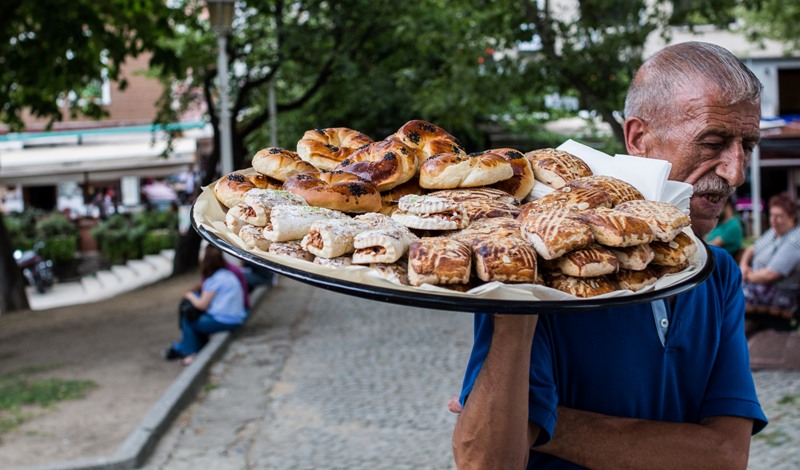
[624,42,762,129]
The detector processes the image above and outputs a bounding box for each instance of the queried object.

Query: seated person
[165,246,248,365]
[705,198,744,257]
[740,193,800,319]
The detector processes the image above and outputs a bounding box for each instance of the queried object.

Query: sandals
[181,354,197,366]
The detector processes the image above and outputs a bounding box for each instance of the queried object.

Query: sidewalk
[5,267,800,469]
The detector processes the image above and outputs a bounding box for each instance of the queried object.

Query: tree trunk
[171,228,202,276]
[0,213,30,314]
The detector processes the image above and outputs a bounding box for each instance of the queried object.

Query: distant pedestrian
[165,246,248,365]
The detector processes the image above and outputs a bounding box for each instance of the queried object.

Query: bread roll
[525,148,593,188]
[545,244,619,278]
[545,273,619,298]
[575,207,654,247]
[565,175,644,206]
[391,195,469,230]
[336,137,419,191]
[252,147,317,182]
[451,217,521,248]
[395,120,465,160]
[419,152,514,189]
[613,200,691,242]
[282,171,382,213]
[520,208,594,260]
[408,237,472,286]
[238,224,271,251]
[268,241,314,261]
[488,148,535,200]
[352,226,418,264]
[517,186,612,219]
[608,243,655,271]
[263,205,350,242]
[296,127,374,171]
[429,188,520,221]
[472,236,538,283]
[240,188,309,226]
[430,187,518,206]
[369,262,410,285]
[214,172,257,208]
[615,268,658,292]
[650,231,697,266]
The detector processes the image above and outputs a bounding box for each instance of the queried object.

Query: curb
[15,285,270,470]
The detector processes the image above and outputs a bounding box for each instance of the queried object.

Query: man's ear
[624,117,648,156]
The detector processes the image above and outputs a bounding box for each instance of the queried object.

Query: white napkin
[556,139,693,213]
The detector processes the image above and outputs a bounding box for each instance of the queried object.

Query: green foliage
[34,213,79,264]
[142,229,175,255]
[92,211,177,264]
[34,213,77,239]
[39,236,78,264]
[0,0,190,130]
[738,0,800,52]
[0,365,96,436]
[3,211,38,251]
[91,214,137,265]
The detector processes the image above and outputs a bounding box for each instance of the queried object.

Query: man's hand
[452,314,539,470]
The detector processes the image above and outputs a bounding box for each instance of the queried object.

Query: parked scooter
[13,242,54,294]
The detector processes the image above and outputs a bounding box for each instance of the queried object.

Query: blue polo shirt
[459,246,767,469]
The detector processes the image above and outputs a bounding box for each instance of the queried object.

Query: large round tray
[192,208,715,314]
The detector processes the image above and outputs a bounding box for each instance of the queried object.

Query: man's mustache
[693,174,734,196]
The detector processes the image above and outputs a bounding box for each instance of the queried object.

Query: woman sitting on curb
[165,246,248,365]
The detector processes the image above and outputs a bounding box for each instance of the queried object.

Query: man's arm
[453,314,540,470]
[534,407,753,470]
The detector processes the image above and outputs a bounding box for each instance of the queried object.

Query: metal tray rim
[191,209,716,314]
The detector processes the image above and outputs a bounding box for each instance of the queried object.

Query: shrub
[3,210,42,251]
[92,214,137,265]
[35,213,79,264]
[142,229,175,255]
[91,211,177,264]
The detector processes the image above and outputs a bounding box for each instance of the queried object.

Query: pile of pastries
[211,120,697,297]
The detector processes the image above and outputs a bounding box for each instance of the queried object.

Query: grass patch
[753,429,792,447]
[0,365,97,437]
[776,394,799,406]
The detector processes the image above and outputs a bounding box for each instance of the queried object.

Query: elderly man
[452,42,766,469]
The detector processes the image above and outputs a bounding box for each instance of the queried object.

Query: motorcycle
[13,242,55,294]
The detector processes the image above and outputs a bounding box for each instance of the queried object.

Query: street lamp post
[207,0,235,176]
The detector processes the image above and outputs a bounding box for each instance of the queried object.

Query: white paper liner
[192,142,708,303]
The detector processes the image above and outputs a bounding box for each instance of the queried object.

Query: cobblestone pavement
[144,278,471,469]
[749,370,800,470]
[144,278,800,469]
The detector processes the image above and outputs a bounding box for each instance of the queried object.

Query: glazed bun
[252,147,317,182]
[335,137,419,191]
[487,148,535,201]
[296,128,374,171]
[282,171,382,213]
[396,120,465,160]
[525,148,593,189]
[419,152,514,189]
[214,172,269,208]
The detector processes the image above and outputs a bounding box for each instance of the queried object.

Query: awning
[0,136,197,186]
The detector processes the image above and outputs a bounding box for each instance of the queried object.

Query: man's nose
[716,144,747,187]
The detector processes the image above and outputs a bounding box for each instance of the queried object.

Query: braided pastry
[296,128,374,171]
